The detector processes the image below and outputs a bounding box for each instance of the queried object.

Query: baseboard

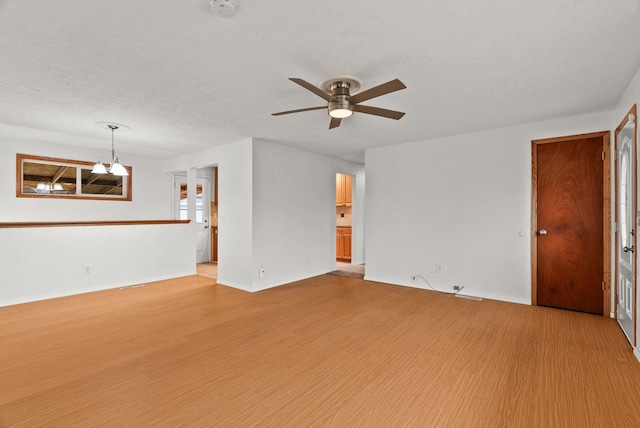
[362,275,530,305]
[216,272,331,293]
[215,280,253,292]
[0,271,196,308]
[252,273,327,292]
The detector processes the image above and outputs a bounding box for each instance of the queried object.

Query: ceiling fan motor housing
[328,81,353,116]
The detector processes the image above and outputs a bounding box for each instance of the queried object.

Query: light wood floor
[196,262,217,279]
[1,275,640,427]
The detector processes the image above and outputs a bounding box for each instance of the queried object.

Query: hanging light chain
[109,124,118,162]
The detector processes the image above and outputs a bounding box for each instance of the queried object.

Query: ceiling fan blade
[350,79,406,104]
[272,106,326,116]
[289,78,331,101]
[329,117,342,129]
[354,104,405,120]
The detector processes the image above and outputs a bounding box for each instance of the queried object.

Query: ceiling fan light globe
[329,108,353,119]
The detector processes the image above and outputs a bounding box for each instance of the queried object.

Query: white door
[195,178,211,263]
[616,112,636,345]
[175,175,211,264]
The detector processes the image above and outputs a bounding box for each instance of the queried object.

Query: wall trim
[363,275,531,306]
[0,271,196,308]
[0,220,190,229]
[215,280,253,293]
[218,272,336,293]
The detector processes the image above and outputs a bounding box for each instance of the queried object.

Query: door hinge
[602,151,605,161]
[602,281,605,291]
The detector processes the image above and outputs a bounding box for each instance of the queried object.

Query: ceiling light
[35,182,49,193]
[210,0,242,18]
[93,123,129,176]
[34,182,64,193]
[329,108,353,119]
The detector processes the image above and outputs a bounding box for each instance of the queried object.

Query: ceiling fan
[272,77,406,129]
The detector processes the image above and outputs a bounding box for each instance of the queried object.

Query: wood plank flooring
[196,262,217,279]
[1,275,640,427]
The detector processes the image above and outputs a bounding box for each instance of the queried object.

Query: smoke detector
[210,0,242,18]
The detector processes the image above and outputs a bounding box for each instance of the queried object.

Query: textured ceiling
[1,0,639,164]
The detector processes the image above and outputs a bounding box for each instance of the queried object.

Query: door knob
[538,229,548,235]
[623,246,635,253]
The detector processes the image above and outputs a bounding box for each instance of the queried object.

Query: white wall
[251,140,365,291]
[365,111,613,304]
[0,135,195,306]
[613,64,640,357]
[166,138,255,290]
[0,223,195,306]
[171,138,365,292]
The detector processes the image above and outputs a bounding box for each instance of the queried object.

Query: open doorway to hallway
[331,173,365,279]
[197,262,217,279]
[175,166,218,280]
[198,166,218,280]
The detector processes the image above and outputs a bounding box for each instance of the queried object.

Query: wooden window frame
[16,153,132,201]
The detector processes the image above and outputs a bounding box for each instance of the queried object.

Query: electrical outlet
[83,265,91,274]
[258,266,265,278]
[453,285,461,291]
[411,274,416,281]
[436,264,442,273]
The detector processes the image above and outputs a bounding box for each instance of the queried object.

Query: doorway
[174,173,213,265]
[531,131,610,315]
[333,173,364,278]
[200,166,219,280]
[615,106,637,346]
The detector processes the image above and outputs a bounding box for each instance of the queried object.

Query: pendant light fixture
[92,122,130,176]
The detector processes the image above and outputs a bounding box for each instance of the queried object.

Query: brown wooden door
[535,135,605,314]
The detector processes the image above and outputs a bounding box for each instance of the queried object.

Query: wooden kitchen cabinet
[336,227,352,261]
[336,174,352,206]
